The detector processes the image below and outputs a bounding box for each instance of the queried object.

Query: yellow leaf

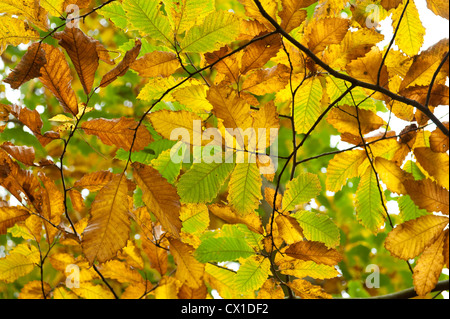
[52,287,79,299]
[152,276,183,299]
[288,279,332,299]
[275,214,304,245]
[429,122,449,153]
[40,0,65,17]
[413,231,446,296]
[327,104,385,136]
[82,174,131,264]
[392,0,425,57]
[257,278,285,299]
[326,149,366,192]
[19,281,51,299]
[131,51,180,78]
[279,0,315,33]
[72,282,115,299]
[208,204,264,235]
[172,85,213,113]
[346,47,389,89]
[148,110,204,146]
[374,157,411,195]
[276,258,339,280]
[0,244,40,283]
[385,214,448,260]
[242,64,291,95]
[0,0,48,30]
[99,260,143,284]
[169,238,205,289]
[414,147,449,190]
[0,16,40,55]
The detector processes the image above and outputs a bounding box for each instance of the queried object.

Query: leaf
[163,0,214,35]
[282,173,322,212]
[0,205,30,235]
[169,238,205,289]
[275,214,304,245]
[234,256,270,293]
[0,0,48,30]
[227,163,262,216]
[172,85,213,113]
[288,279,332,299]
[276,258,339,280]
[195,236,255,263]
[374,157,411,195]
[151,149,182,184]
[81,117,152,152]
[180,203,209,235]
[82,175,131,264]
[177,161,235,203]
[392,0,425,57]
[0,16,40,55]
[398,195,429,222]
[0,244,40,283]
[72,282,115,299]
[204,45,241,84]
[1,142,35,166]
[403,179,449,214]
[54,26,99,94]
[413,231,446,296]
[293,76,324,134]
[123,0,172,43]
[131,51,180,78]
[204,263,237,299]
[98,1,128,29]
[346,47,389,88]
[73,171,115,192]
[3,42,46,89]
[384,214,448,260]
[325,76,376,111]
[148,110,204,145]
[355,167,386,234]
[180,11,240,53]
[429,122,450,153]
[414,147,449,190]
[242,64,291,95]
[240,33,282,75]
[99,39,141,88]
[327,104,385,136]
[426,0,449,19]
[279,0,315,33]
[39,43,78,116]
[132,162,182,238]
[293,211,340,248]
[208,204,264,235]
[326,150,366,192]
[285,241,343,266]
[19,281,51,299]
[40,0,65,17]
[305,18,349,54]
[99,260,143,284]
[400,39,449,90]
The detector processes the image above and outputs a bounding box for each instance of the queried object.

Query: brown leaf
[288,279,332,299]
[240,33,282,75]
[132,163,182,238]
[204,46,241,84]
[279,0,315,33]
[400,85,449,108]
[414,147,449,190]
[81,117,152,152]
[54,26,99,94]
[404,179,449,214]
[0,142,35,166]
[305,18,349,54]
[39,44,78,116]
[3,43,46,89]
[285,241,343,266]
[0,204,30,235]
[100,39,141,87]
[131,51,179,78]
[241,64,290,95]
[346,47,389,89]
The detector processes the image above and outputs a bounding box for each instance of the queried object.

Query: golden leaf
[288,279,332,299]
[346,47,389,89]
[0,205,29,235]
[374,157,411,195]
[240,33,282,75]
[132,162,182,237]
[82,174,131,264]
[426,0,449,19]
[305,18,349,54]
[404,179,449,214]
[429,122,449,153]
[131,51,180,78]
[275,214,304,245]
[414,147,449,190]
[279,0,315,33]
[327,104,385,136]
[413,231,446,296]
[384,214,448,260]
[19,281,51,299]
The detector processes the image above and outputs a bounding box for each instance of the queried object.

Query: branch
[251,0,449,137]
[363,280,449,299]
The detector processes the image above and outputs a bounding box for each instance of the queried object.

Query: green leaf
[177,161,235,203]
[326,76,375,111]
[282,172,322,212]
[195,237,255,262]
[228,163,263,216]
[403,160,426,181]
[234,256,270,293]
[180,11,240,53]
[151,149,182,184]
[123,0,172,44]
[355,167,386,234]
[98,2,128,29]
[293,211,340,248]
[398,195,429,222]
[294,76,324,134]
